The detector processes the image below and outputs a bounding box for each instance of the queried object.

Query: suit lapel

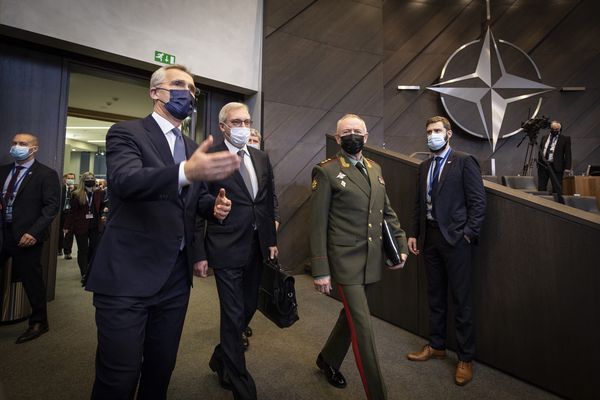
[142,115,175,166]
[215,142,253,200]
[15,161,38,198]
[434,151,456,195]
[338,153,370,198]
[248,147,264,195]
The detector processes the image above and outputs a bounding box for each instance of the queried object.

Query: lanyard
[428,149,451,196]
[87,190,94,211]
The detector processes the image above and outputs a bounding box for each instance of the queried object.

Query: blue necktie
[429,156,443,196]
[172,127,186,164]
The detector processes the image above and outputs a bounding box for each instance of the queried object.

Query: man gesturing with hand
[86,64,239,399]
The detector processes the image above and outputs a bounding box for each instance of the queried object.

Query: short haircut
[15,132,39,146]
[149,64,193,89]
[218,102,249,124]
[336,113,367,132]
[64,173,75,178]
[551,120,562,129]
[425,116,452,131]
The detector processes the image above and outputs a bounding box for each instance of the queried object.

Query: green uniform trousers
[321,284,386,400]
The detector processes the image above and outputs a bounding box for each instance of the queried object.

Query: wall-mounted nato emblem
[427,28,554,151]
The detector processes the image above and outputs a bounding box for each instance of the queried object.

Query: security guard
[310,113,408,400]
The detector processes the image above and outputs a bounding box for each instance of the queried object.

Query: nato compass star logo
[427,28,554,151]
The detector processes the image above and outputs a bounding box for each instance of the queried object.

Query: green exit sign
[154,51,176,65]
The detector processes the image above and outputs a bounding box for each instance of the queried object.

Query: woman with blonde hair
[64,172,106,284]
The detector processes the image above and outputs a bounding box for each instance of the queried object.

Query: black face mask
[550,129,560,136]
[340,134,365,155]
[84,180,96,188]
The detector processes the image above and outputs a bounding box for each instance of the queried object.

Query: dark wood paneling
[263,0,384,272]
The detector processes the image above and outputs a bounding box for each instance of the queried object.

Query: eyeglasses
[340,129,364,136]
[228,119,253,127]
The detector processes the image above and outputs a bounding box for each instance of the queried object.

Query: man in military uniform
[310,114,408,400]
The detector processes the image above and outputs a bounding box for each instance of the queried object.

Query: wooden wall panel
[263,0,384,272]
[380,0,599,178]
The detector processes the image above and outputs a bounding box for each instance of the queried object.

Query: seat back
[501,176,537,190]
[562,196,600,213]
[482,175,501,184]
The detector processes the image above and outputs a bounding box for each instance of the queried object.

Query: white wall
[0,0,262,92]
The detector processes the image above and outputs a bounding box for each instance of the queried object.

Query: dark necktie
[4,166,24,202]
[172,127,186,164]
[356,162,370,185]
[429,156,443,195]
[237,150,255,199]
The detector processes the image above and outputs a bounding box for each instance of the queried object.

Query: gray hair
[149,64,192,89]
[336,113,367,133]
[218,102,249,123]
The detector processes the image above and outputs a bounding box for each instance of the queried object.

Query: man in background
[58,172,75,259]
[0,132,60,343]
[537,120,571,193]
[406,116,486,386]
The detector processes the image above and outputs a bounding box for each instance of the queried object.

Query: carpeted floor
[0,255,561,400]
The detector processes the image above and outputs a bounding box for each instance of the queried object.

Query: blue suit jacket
[410,150,486,246]
[86,115,203,296]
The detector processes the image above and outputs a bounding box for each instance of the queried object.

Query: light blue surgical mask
[427,133,447,151]
[9,145,32,161]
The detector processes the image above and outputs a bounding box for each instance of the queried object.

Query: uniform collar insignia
[336,172,346,179]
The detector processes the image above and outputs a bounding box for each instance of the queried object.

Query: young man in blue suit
[86,65,240,399]
[406,116,486,386]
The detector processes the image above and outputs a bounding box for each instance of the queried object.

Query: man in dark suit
[195,102,278,400]
[85,65,240,399]
[537,120,571,192]
[58,172,75,259]
[0,132,60,343]
[406,116,486,386]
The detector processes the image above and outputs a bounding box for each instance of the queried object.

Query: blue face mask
[10,145,32,161]
[427,132,447,151]
[157,88,194,120]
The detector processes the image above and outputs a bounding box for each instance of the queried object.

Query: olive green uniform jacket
[310,151,408,285]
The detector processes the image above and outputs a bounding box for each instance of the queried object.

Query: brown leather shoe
[455,361,473,386]
[407,344,446,361]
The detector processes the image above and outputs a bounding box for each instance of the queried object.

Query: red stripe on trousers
[338,284,370,400]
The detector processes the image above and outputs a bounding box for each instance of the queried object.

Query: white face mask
[228,127,251,148]
[247,143,260,150]
[427,132,447,151]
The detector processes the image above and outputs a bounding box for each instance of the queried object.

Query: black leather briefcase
[258,258,299,328]
[382,220,401,265]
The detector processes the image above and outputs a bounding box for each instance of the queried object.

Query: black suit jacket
[539,134,571,173]
[86,114,203,297]
[410,150,486,247]
[196,142,277,269]
[0,160,60,243]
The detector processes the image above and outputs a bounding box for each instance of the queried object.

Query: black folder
[382,220,401,265]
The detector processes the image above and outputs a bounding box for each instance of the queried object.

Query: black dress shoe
[244,326,253,337]
[242,332,249,351]
[316,354,347,388]
[15,323,49,344]
[209,354,232,390]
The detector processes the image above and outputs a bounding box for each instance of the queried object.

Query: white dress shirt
[152,112,190,188]
[224,139,258,199]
